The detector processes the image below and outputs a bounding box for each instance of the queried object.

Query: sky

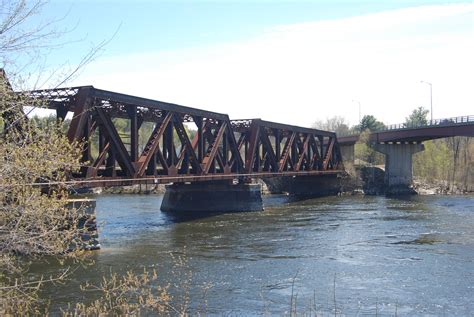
[17,0,474,127]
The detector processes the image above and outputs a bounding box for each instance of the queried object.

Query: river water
[35,194,473,315]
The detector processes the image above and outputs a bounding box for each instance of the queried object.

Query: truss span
[14,85,345,187]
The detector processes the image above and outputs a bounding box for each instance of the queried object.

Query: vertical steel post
[197,117,204,163]
[275,129,280,162]
[127,106,138,162]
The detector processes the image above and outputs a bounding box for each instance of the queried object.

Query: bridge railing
[338,115,474,137]
[384,115,474,131]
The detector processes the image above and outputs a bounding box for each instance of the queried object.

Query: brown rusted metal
[66,87,92,143]
[278,132,296,172]
[232,119,344,175]
[21,85,345,188]
[135,112,172,177]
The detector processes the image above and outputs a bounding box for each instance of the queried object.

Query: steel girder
[22,86,345,187]
[230,119,344,175]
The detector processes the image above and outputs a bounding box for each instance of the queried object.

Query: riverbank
[413,178,472,195]
[352,166,473,196]
[92,184,167,195]
[85,173,472,197]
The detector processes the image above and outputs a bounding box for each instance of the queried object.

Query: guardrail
[338,115,474,137]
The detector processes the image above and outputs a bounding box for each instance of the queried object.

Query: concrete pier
[261,177,289,194]
[262,175,341,198]
[160,181,264,213]
[287,175,342,198]
[374,143,424,195]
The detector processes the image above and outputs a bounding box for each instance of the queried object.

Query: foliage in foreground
[63,269,173,316]
[0,71,86,313]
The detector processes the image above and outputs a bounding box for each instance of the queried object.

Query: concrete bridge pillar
[374,143,424,195]
[288,175,341,198]
[340,144,355,164]
[160,181,263,213]
[262,175,341,198]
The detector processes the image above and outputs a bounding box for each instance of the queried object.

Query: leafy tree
[412,137,473,192]
[405,106,429,127]
[355,115,385,132]
[354,129,384,165]
[312,116,351,135]
[1,71,89,313]
[413,139,450,183]
[0,0,103,312]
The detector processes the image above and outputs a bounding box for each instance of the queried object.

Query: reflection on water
[31,194,474,315]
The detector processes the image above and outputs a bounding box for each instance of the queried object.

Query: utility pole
[352,99,361,124]
[420,81,433,122]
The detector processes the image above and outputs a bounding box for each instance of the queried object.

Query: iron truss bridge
[17,85,345,187]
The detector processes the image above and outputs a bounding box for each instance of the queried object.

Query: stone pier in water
[288,175,342,198]
[161,181,264,213]
[263,175,342,198]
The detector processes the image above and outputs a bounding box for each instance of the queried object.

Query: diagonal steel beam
[259,128,278,172]
[278,132,296,172]
[172,114,202,174]
[245,121,260,173]
[92,142,110,169]
[295,134,311,171]
[334,142,344,170]
[224,123,244,173]
[202,121,227,174]
[203,127,226,171]
[309,135,321,169]
[155,146,169,175]
[229,133,247,171]
[95,107,136,177]
[135,112,172,177]
[323,137,335,170]
[237,133,246,151]
[67,87,92,143]
[177,120,211,166]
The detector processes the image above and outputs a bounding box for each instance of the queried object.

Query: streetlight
[420,81,433,122]
[352,99,361,124]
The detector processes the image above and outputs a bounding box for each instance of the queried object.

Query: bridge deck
[338,115,474,145]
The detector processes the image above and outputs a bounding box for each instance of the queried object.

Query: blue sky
[17,1,474,126]
[41,0,469,60]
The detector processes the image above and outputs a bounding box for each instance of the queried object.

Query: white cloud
[72,3,474,127]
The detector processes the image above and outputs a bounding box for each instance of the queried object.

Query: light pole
[352,99,361,124]
[420,81,433,122]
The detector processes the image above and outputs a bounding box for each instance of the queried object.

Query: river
[33,194,473,315]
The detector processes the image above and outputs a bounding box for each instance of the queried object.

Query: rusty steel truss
[19,86,345,187]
